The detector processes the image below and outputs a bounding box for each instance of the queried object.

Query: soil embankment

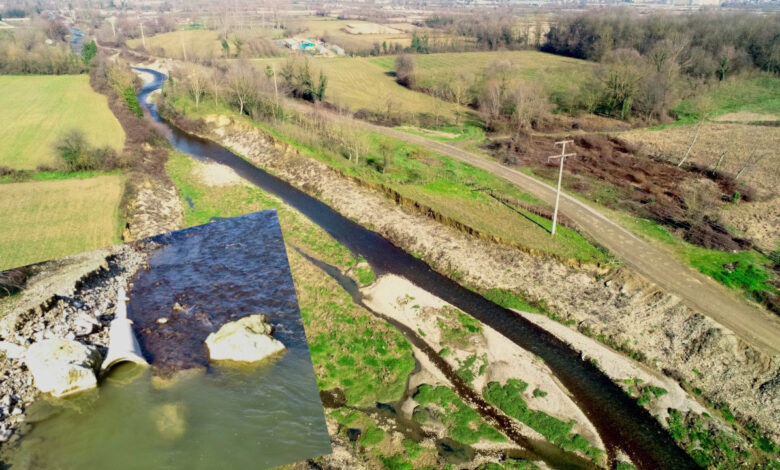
[176,112,780,443]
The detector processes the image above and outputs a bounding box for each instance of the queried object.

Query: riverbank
[160,105,780,457]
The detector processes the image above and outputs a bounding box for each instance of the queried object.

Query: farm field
[0,75,125,170]
[253,56,459,120]
[0,174,124,271]
[127,29,224,58]
[290,17,414,53]
[371,50,594,98]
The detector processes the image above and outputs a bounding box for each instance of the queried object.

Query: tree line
[0,19,87,74]
[543,11,780,77]
[167,57,327,120]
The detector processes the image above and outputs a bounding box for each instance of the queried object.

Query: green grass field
[371,50,594,102]
[0,75,125,171]
[127,29,224,59]
[0,175,124,271]
[253,56,458,120]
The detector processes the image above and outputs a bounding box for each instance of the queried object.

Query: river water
[135,68,699,470]
[3,211,331,469]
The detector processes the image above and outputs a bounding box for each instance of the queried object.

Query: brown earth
[186,113,780,442]
[620,122,779,195]
[489,133,755,252]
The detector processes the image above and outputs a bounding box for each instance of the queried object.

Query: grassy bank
[0,75,125,170]
[0,174,124,271]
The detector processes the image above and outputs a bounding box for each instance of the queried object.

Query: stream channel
[134,67,699,470]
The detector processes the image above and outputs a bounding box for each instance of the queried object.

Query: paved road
[349,121,780,356]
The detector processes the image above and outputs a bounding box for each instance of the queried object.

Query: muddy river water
[135,68,698,469]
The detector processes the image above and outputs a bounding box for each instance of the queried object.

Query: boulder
[205,315,285,363]
[25,339,101,397]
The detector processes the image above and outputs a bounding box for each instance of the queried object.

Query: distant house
[331,45,345,56]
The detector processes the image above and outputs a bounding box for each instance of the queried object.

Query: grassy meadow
[0,75,125,170]
[253,56,459,120]
[371,50,594,98]
[671,75,780,124]
[128,29,227,59]
[0,175,124,271]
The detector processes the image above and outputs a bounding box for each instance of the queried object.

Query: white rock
[205,315,285,363]
[25,339,102,397]
[0,341,26,360]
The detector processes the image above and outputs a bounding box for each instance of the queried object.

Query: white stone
[25,339,101,397]
[0,341,25,360]
[205,315,285,363]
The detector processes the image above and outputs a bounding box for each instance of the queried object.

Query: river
[135,67,699,470]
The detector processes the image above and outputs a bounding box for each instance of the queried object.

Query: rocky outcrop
[24,338,102,397]
[205,315,285,362]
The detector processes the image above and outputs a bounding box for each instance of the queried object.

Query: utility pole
[139,22,146,49]
[547,140,576,236]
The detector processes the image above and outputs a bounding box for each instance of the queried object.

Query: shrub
[55,130,125,171]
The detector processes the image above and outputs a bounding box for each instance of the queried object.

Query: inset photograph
[0,210,331,469]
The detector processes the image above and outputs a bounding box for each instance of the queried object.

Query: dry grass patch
[0,75,125,170]
[0,175,124,270]
[620,123,779,194]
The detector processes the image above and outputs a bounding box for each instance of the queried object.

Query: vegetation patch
[483,380,602,461]
[621,378,667,406]
[436,306,482,349]
[413,384,506,445]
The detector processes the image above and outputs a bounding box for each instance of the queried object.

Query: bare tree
[510,83,549,135]
[478,79,502,130]
[209,68,223,108]
[451,74,471,127]
[184,64,208,109]
[735,150,767,180]
[225,61,257,115]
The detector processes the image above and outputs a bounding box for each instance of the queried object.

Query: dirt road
[352,121,780,356]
